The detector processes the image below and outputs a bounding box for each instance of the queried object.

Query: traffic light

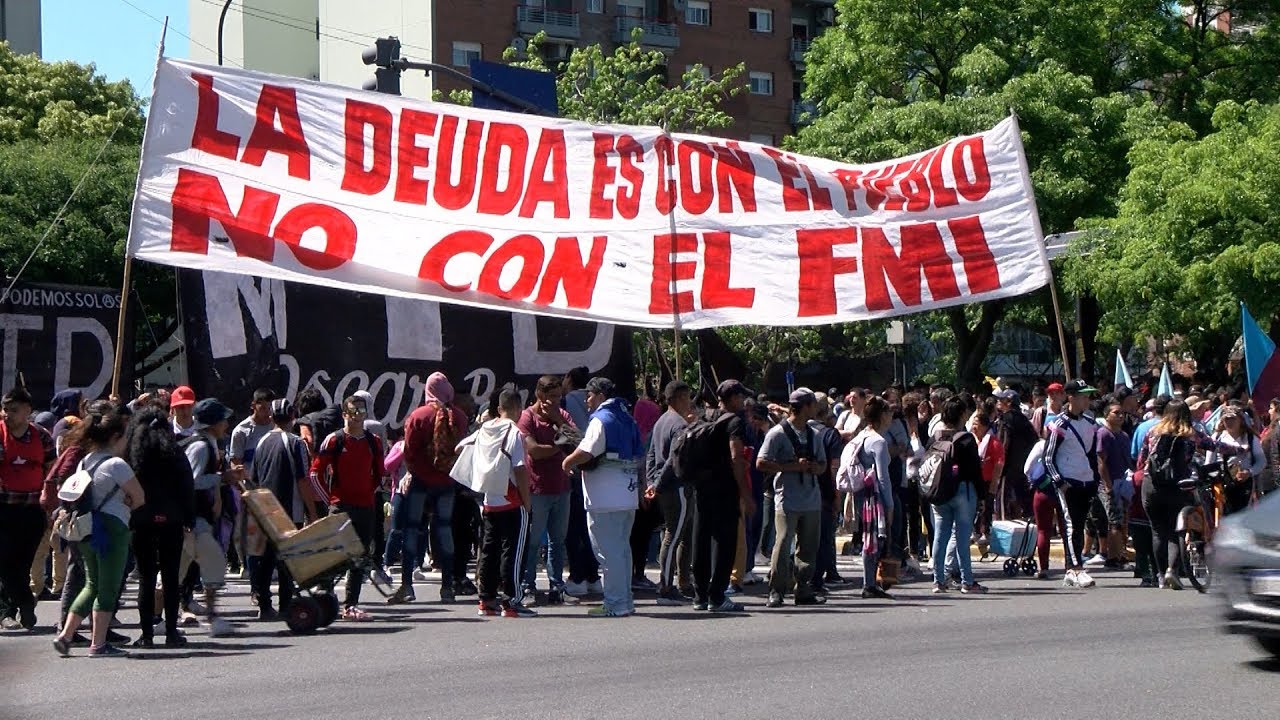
[362,36,402,95]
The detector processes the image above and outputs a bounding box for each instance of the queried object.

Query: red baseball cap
[1046,382,1065,394]
[170,385,197,407]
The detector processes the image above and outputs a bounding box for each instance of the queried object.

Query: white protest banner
[127,58,1051,329]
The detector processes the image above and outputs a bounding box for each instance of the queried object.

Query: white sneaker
[563,580,589,596]
[207,617,234,637]
[1063,570,1080,588]
[587,579,604,594]
[1075,569,1096,588]
[1084,554,1107,567]
[412,569,430,582]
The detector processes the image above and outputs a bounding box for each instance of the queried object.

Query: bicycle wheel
[1180,530,1211,593]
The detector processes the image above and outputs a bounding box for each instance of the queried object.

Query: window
[748,8,773,32]
[684,64,712,83]
[451,41,481,68]
[748,71,773,95]
[586,0,604,13]
[686,0,710,25]
[617,0,644,18]
[749,133,774,146]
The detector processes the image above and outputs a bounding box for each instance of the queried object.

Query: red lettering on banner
[241,84,311,181]
[700,232,755,309]
[393,109,438,205]
[418,230,493,292]
[477,234,544,300]
[677,141,715,216]
[589,133,618,220]
[615,135,645,220]
[190,73,239,161]
[862,224,961,311]
[476,122,529,216]
[861,165,893,211]
[534,236,607,309]
[763,148,811,212]
[927,143,958,208]
[341,99,393,195]
[796,228,859,317]
[948,215,1001,293]
[868,161,912,212]
[650,232,697,314]
[433,115,483,211]
[169,168,277,261]
[520,130,569,218]
[798,162,833,211]
[830,169,861,213]
[953,137,991,201]
[273,203,357,271]
[654,137,677,215]
[711,143,758,213]
[899,150,936,212]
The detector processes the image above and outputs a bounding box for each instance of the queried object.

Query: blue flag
[1114,348,1133,390]
[1242,302,1280,407]
[1157,363,1174,398]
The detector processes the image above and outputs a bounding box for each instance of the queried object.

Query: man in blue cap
[179,398,238,636]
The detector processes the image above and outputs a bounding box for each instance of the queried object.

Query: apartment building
[435,0,838,144]
[187,0,837,144]
[0,0,41,56]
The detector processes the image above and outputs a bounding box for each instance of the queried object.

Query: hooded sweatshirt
[463,418,526,512]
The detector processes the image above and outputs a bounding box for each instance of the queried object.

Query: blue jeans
[522,491,570,591]
[388,484,456,588]
[587,509,635,613]
[932,483,978,587]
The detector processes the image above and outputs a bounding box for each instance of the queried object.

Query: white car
[1211,491,1280,658]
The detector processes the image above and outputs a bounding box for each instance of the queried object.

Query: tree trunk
[948,300,1006,391]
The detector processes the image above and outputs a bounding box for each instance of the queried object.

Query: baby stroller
[242,489,392,634]
[985,518,1039,576]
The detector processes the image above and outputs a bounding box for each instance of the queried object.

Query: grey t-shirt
[79,451,134,526]
[759,420,826,513]
[229,417,274,478]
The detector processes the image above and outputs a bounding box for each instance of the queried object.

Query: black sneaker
[440,589,456,604]
[69,632,90,646]
[712,599,746,613]
[656,588,685,606]
[825,574,852,586]
[88,644,129,658]
[165,632,188,648]
[455,578,478,597]
[766,592,784,609]
[795,594,827,606]
[862,586,894,600]
[132,635,155,648]
[386,585,416,604]
[53,637,71,657]
[18,605,36,630]
[678,585,696,599]
[256,607,279,621]
[105,630,130,645]
[692,599,709,611]
[502,601,538,618]
[543,590,564,606]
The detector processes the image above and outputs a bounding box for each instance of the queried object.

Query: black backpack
[670,414,732,488]
[919,431,966,503]
[1145,433,1191,490]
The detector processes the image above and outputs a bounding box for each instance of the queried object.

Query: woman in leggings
[125,408,196,648]
[1137,400,1236,590]
[53,402,145,657]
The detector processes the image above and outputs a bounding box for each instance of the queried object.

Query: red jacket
[403,402,468,488]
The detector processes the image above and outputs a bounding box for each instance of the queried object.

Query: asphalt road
[3,555,1277,720]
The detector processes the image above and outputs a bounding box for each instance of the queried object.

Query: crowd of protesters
[1,366,1274,656]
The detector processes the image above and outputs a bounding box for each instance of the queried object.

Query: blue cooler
[989,520,1036,558]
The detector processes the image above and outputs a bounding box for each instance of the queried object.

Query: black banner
[177,270,635,429]
[0,282,130,406]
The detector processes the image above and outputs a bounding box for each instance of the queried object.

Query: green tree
[0,43,145,143]
[1064,101,1280,374]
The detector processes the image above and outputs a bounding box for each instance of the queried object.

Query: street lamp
[217,0,234,66]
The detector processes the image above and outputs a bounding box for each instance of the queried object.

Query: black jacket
[131,446,197,529]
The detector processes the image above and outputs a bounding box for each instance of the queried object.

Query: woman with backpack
[124,408,196,648]
[52,402,145,657]
[1138,400,1237,590]
[839,396,895,600]
[927,398,987,595]
[1205,404,1266,515]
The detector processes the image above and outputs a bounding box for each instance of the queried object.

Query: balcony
[791,100,817,126]
[516,6,581,40]
[790,37,811,66]
[614,16,680,49]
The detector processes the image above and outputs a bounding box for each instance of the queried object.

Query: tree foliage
[1064,101,1280,370]
[0,43,145,143]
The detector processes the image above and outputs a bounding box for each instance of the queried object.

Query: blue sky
[43,0,190,93]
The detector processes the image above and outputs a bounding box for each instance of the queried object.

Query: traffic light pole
[392,59,549,116]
